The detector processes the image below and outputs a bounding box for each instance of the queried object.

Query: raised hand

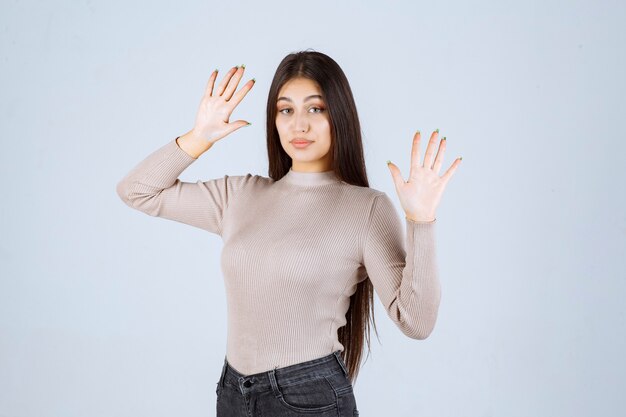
[386,129,462,222]
[190,65,255,145]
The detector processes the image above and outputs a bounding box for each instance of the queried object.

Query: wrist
[176,130,213,159]
[405,214,436,223]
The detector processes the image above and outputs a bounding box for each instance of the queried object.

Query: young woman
[117,50,461,416]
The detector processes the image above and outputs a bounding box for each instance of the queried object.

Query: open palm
[191,65,255,145]
[387,129,462,222]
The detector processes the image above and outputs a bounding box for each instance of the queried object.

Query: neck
[280,167,341,187]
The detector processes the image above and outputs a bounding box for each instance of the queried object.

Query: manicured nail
[435,128,439,133]
[247,122,252,126]
[416,130,420,135]
[214,68,219,73]
[459,156,462,160]
[235,65,239,69]
[386,160,391,165]
[442,136,446,140]
[241,64,246,68]
[252,78,256,83]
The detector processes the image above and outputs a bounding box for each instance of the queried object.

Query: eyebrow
[276,94,323,103]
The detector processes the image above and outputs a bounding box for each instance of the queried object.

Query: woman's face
[276,77,333,172]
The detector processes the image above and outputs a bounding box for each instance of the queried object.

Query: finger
[386,161,405,189]
[223,65,245,101]
[203,69,219,99]
[215,66,239,97]
[227,78,256,111]
[409,130,421,181]
[423,129,439,169]
[225,120,252,136]
[441,157,462,184]
[432,137,446,174]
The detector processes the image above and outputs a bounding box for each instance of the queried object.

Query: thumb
[386,160,404,189]
[227,120,252,135]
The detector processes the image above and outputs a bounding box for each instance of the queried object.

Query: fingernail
[435,128,439,133]
[416,130,420,135]
[235,65,239,69]
[459,156,462,160]
[386,160,391,165]
[214,68,219,73]
[252,78,256,83]
[442,136,446,141]
[247,122,252,126]
[241,64,246,68]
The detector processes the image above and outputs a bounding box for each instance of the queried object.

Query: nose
[293,112,309,133]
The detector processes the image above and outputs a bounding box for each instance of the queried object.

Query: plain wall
[1,0,624,416]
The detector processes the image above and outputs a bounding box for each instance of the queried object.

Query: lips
[291,138,313,144]
[291,138,313,148]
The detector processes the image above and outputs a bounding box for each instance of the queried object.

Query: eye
[277,107,325,115]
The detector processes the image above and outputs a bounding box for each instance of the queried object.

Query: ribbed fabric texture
[116,137,441,375]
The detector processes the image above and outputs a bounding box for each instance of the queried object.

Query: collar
[279,167,341,187]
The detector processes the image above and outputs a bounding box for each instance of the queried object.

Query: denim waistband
[218,350,349,395]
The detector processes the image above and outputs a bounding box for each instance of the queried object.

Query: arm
[115,135,230,235]
[362,192,441,339]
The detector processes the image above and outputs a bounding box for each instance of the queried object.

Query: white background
[1,0,624,416]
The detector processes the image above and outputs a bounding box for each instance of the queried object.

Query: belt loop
[333,350,349,377]
[267,367,282,398]
[219,356,228,388]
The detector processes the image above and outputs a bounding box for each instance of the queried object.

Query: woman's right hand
[190,65,255,145]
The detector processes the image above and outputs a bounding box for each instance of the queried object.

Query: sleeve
[361,192,441,339]
[116,136,231,235]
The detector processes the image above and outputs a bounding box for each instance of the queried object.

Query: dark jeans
[215,350,360,416]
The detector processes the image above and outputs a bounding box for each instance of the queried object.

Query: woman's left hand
[386,129,461,222]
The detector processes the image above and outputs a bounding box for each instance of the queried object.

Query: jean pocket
[275,375,338,413]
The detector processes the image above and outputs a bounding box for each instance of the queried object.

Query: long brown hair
[265,49,380,384]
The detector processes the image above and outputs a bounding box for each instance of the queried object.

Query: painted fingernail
[241,64,246,68]
[252,78,256,83]
[435,128,439,133]
[386,160,391,165]
[442,136,447,140]
[459,156,463,160]
[416,130,420,134]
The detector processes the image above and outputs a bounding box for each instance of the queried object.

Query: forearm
[116,136,198,208]
[396,219,441,339]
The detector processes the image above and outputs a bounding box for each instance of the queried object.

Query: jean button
[243,380,252,388]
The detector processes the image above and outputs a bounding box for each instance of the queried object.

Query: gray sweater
[116,137,441,375]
